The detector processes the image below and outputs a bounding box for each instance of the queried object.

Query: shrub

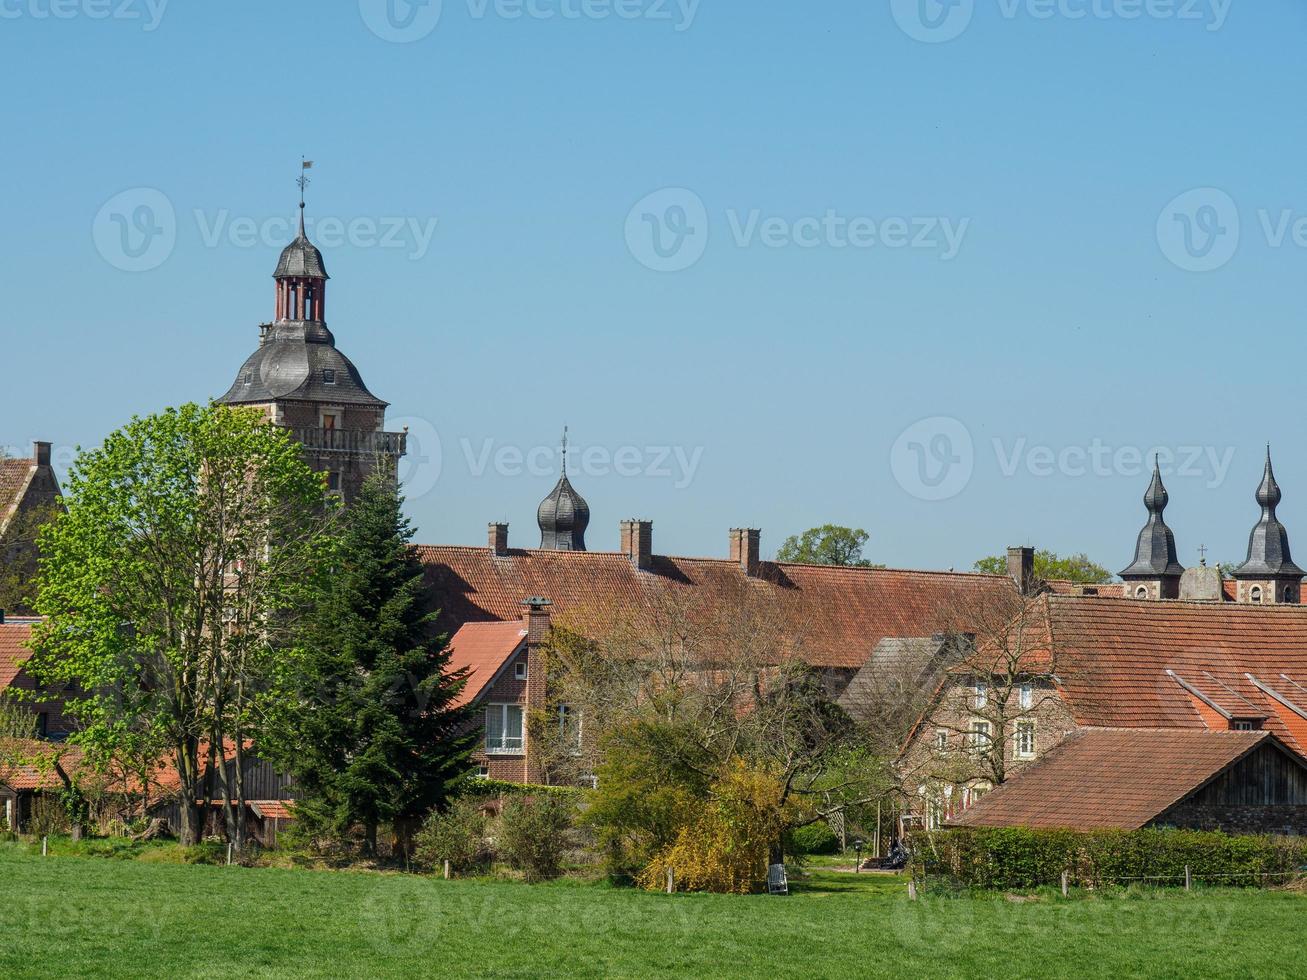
[639,760,798,895]
[414,799,490,875]
[498,796,576,882]
[910,827,1307,890]
[457,777,585,801]
[790,822,839,857]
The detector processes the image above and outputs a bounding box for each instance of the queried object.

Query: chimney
[1007,546,1036,596]
[488,522,510,557]
[620,519,653,571]
[522,597,552,645]
[730,528,761,577]
[33,441,51,467]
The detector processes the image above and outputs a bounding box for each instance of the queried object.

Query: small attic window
[323,369,337,385]
[1231,720,1261,731]
[242,372,253,385]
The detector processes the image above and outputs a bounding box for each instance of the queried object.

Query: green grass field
[1,845,1303,979]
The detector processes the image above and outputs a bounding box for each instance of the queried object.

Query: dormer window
[1231,720,1260,731]
[323,368,337,385]
[242,372,253,385]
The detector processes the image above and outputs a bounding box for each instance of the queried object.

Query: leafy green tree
[267,470,475,856]
[775,525,880,567]
[972,550,1112,585]
[29,404,334,845]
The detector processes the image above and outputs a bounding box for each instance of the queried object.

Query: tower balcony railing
[291,427,407,457]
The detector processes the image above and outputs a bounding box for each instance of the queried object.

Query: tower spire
[561,425,568,476]
[296,158,313,236]
[1120,456,1184,598]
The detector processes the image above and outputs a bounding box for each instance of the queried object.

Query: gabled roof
[1032,595,1307,752]
[420,546,1019,669]
[949,728,1296,831]
[0,456,36,536]
[445,620,527,709]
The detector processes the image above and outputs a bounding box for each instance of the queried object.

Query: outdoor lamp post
[853,837,864,873]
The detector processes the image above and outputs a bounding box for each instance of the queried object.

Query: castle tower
[1119,457,1184,600]
[1232,448,1303,604]
[217,168,405,502]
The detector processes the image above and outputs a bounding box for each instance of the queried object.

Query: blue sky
[3,0,1306,572]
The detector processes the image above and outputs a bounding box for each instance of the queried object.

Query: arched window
[1135,586,1148,600]
[1284,585,1297,603]
[1250,586,1263,604]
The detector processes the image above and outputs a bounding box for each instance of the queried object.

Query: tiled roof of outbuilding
[948,728,1295,830]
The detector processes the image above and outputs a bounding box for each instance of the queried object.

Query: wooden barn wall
[1187,744,1307,806]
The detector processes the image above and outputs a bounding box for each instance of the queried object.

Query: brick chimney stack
[522,597,553,645]
[620,520,653,571]
[1007,546,1036,596]
[730,528,761,577]
[488,522,510,557]
[33,441,51,467]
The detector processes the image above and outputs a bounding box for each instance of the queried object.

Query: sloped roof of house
[948,728,1294,830]
[0,456,36,534]
[1040,595,1307,753]
[420,545,1019,669]
[0,620,36,691]
[445,619,527,709]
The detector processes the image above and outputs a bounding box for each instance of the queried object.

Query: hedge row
[909,827,1307,890]
[454,778,586,801]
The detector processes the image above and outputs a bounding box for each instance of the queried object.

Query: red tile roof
[0,457,34,528]
[445,619,527,708]
[0,620,35,692]
[1038,595,1307,753]
[949,728,1291,830]
[420,546,1018,669]
[0,739,86,791]
[250,800,295,820]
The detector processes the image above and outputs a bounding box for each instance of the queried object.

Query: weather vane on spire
[297,157,314,210]
[561,425,569,476]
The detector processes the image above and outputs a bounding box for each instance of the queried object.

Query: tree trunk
[233,730,247,852]
[176,740,202,846]
[363,820,378,857]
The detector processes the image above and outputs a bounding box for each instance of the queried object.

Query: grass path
[0,847,1302,978]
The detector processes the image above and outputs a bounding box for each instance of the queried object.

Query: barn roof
[948,728,1297,831]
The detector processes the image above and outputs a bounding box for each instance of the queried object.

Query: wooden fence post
[1185,866,1191,891]
[908,880,918,901]
[226,843,233,866]
[41,836,47,857]
[1061,872,1069,898]
[443,860,451,880]
[666,867,675,894]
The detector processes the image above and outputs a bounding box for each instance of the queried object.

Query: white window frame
[1019,682,1034,711]
[969,719,992,753]
[485,703,524,755]
[514,659,528,681]
[974,681,988,709]
[1014,720,1036,759]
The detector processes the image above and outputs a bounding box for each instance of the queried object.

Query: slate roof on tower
[1120,458,1184,579]
[1235,448,1304,578]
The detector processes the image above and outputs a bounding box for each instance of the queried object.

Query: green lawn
[0,846,1303,979]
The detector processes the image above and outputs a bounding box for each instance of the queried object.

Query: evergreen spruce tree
[276,469,475,856]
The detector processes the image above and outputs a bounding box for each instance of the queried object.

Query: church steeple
[1120,456,1184,599]
[537,428,590,551]
[1233,447,1303,603]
